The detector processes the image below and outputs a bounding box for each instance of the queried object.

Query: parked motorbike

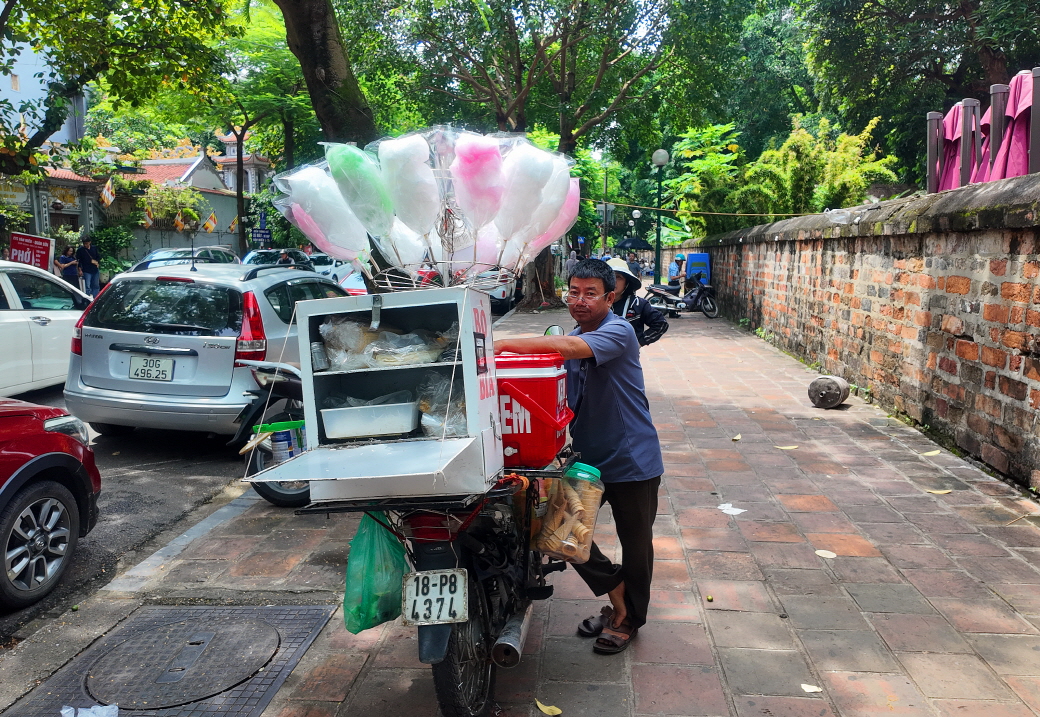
[304,464,569,717]
[644,271,719,318]
[230,360,311,507]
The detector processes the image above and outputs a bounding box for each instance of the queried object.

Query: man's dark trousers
[572,476,660,629]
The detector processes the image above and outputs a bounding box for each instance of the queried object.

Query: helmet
[606,257,639,281]
[674,253,685,261]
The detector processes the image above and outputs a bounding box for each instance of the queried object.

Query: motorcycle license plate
[129,356,174,381]
[402,569,468,626]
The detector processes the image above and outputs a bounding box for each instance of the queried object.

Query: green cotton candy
[327,144,395,238]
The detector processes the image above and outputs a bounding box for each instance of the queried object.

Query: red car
[0,399,100,608]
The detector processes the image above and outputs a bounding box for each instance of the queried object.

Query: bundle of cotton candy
[272,164,369,261]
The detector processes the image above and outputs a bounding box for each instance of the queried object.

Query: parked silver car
[130,246,240,271]
[64,263,346,436]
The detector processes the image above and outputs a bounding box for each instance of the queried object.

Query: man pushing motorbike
[493,258,664,654]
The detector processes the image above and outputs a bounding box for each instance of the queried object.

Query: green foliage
[249,188,308,249]
[0,201,31,232]
[45,225,82,245]
[140,184,206,223]
[89,225,135,274]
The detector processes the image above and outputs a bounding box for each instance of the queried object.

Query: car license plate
[129,356,174,381]
[402,568,468,626]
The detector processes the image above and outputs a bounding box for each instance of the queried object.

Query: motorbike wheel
[700,295,720,318]
[244,407,311,508]
[432,578,496,717]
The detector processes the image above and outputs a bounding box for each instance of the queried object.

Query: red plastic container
[496,353,573,468]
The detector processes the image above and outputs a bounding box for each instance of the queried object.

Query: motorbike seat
[650,283,681,296]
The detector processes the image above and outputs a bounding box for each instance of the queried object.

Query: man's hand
[493,335,593,359]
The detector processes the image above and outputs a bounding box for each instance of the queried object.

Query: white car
[0,260,92,396]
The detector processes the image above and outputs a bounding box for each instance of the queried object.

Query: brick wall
[700,174,1040,488]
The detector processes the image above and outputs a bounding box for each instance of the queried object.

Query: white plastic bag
[61,706,118,717]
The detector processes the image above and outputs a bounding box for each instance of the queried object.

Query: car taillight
[345,288,366,296]
[236,291,267,364]
[71,283,111,355]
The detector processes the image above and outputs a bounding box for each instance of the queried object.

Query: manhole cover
[9,605,334,717]
[86,619,280,709]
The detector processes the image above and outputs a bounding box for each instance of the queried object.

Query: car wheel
[89,422,135,436]
[0,480,80,609]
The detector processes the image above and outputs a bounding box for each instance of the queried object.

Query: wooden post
[1031,68,1040,174]
[960,99,980,187]
[926,111,943,193]
[989,84,1009,170]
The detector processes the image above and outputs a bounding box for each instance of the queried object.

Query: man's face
[567,276,614,324]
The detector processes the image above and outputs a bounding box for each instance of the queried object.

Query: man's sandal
[593,621,636,654]
[577,606,614,637]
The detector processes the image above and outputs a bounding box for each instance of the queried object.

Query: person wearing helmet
[607,258,668,346]
[667,253,686,285]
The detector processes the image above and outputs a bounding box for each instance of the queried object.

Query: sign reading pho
[9,232,54,272]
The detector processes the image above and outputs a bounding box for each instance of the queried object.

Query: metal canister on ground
[310,341,331,371]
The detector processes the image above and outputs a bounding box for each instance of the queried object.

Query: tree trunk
[517,246,564,310]
[274,0,378,145]
[235,128,249,256]
[558,116,578,156]
[977,45,1009,87]
[283,117,296,169]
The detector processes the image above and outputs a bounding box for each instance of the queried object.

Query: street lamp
[652,149,669,284]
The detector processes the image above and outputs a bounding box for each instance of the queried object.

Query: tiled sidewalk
[168,309,1040,717]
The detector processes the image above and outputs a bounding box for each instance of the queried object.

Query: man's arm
[493,335,594,359]
[638,299,669,346]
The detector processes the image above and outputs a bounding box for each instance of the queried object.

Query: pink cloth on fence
[970,106,993,183]
[938,102,965,191]
[987,71,1034,181]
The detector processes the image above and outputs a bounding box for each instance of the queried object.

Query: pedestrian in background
[54,246,79,287]
[607,258,668,346]
[565,250,578,276]
[76,236,101,297]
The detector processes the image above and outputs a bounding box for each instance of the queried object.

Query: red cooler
[496,353,573,468]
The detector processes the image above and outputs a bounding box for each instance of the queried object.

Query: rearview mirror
[544,325,564,336]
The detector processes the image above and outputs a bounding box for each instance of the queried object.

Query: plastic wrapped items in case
[534,463,604,563]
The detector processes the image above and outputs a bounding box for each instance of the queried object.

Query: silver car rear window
[85,279,243,336]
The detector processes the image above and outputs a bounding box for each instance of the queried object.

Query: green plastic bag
[344,512,408,634]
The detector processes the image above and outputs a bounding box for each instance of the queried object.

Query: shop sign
[9,231,54,271]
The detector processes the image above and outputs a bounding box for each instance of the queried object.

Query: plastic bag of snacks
[534,463,604,563]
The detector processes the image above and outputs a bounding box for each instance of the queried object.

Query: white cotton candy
[494,142,554,243]
[378,134,440,237]
[280,165,369,258]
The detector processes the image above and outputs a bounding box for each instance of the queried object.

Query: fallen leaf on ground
[801,684,823,693]
[717,503,747,515]
[926,489,952,494]
[536,699,562,715]
[775,445,798,450]
[112,451,120,455]
[815,549,837,559]
[732,434,741,441]
[921,449,940,456]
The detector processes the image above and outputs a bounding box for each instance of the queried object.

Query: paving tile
[275,703,339,717]
[717,648,815,697]
[856,522,929,545]
[956,557,1040,585]
[668,476,716,491]
[687,550,764,581]
[550,568,598,599]
[632,621,714,664]
[820,672,932,717]
[830,557,906,583]
[868,613,972,653]
[982,527,1040,548]
[953,505,1022,525]
[763,568,842,596]
[542,636,627,683]
[677,507,735,528]
[932,533,1013,557]
[750,542,823,568]
[798,629,899,671]
[671,491,725,509]
[697,579,774,612]
[346,668,440,717]
[1005,676,1040,713]
[896,653,1011,699]
[777,494,839,512]
[538,680,631,717]
[680,527,749,552]
[707,611,794,649]
[371,629,426,669]
[286,653,366,702]
[880,544,957,570]
[651,559,693,590]
[887,496,949,513]
[931,699,1035,717]
[827,490,884,507]
[844,504,906,523]
[227,551,304,577]
[738,522,804,542]
[903,570,994,599]
[903,512,979,534]
[630,664,727,716]
[844,583,934,614]
[792,512,860,533]
[647,589,704,622]
[967,635,1040,675]
[494,654,539,703]
[991,584,1040,614]
[546,599,603,636]
[779,595,870,630]
[732,502,789,522]
[806,533,882,557]
[931,598,1039,634]
[733,695,837,717]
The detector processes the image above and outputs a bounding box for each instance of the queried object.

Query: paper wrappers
[534,477,604,564]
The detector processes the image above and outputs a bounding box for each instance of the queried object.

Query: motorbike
[644,271,719,319]
[299,462,570,717]
[230,360,311,507]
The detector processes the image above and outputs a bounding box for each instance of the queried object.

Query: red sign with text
[9,231,53,272]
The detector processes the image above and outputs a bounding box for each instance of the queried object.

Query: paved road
[0,383,246,639]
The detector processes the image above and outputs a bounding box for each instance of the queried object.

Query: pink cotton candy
[291,204,356,260]
[525,178,581,257]
[450,134,504,230]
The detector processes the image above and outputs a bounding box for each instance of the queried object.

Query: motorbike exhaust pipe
[491,602,534,668]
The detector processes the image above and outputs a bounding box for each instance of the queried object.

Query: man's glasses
[563,292,610,305]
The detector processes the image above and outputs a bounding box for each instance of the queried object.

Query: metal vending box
[249,287,504,502]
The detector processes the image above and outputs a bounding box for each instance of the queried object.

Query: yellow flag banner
[228,216,239,233]
[173,210,185,232]
[142,205,154,228]
[99,178,115,208]
[202,212,217,233]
